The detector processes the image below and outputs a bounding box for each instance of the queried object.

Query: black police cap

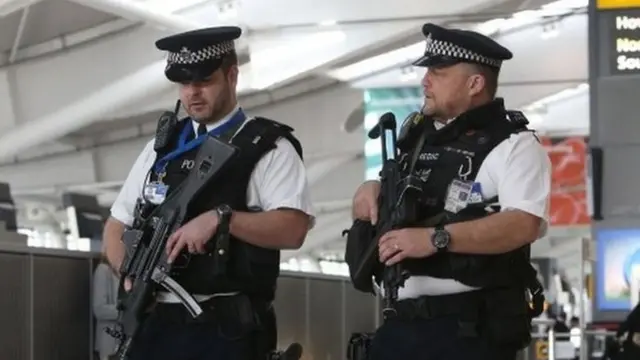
[413,23,512,69]
[155,26,242,83]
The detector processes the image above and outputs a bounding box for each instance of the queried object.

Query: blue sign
[595,228,640,311]
[363,87,422,180]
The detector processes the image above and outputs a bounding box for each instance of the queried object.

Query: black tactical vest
[400,99,534,288]
[149,116,303,301]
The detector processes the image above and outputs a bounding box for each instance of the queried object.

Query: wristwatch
[431,225,451,252]
[216,204,233,224]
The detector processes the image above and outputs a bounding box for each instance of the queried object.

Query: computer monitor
[0,182,17,232]
[62,192,106,241]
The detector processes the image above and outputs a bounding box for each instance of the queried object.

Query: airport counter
[0,240,613,360]
[0,241,380,360]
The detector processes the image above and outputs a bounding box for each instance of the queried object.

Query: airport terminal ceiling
[0,0,590,266]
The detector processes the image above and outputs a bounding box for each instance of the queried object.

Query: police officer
[102,26,314,360]
[350,23,551,360]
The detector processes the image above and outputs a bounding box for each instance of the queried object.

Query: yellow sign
[536,340,548,360]
[586,274,593,298]
[598,0,640,9]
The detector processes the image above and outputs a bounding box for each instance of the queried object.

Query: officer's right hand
[352,180,381,224]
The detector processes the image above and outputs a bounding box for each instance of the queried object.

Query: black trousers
[127,299,276,360]
[369,315,518,360]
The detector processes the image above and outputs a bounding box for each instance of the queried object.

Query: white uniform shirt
[110,105,315,227]
[398,128,552,299]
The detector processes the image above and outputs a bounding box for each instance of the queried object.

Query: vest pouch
[233,242,279,296]
[344,220,379,293]
[479,287,532,350]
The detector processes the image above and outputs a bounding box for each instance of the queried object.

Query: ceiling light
[523,83,588,112]
[325,0,588,85]
[327,42,424,82]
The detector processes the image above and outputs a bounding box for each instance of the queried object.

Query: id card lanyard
[153,108,247,179]
[144,109,246,205]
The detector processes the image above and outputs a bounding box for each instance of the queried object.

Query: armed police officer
[348,23,551,360]
[102,26,313,360]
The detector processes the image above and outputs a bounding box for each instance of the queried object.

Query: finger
[165,229,182,254]
[379,244,400,263]
[369,200,378,225]
[351,199,360,220]
[167,237,187,264]
[354,201,369,221]
[186,240,197,254]
[124,278,133,292]
[378,231,397,246]
[386,250,407,266]
[195,241,206,254]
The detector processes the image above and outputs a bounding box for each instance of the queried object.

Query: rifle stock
[106,135,239,359]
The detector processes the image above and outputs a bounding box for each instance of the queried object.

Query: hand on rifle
[166,211,219,263]
[378,228,436,266]
[352,180,381,224]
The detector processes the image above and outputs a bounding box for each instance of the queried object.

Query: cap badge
[178,47,195,63]
[425,34,433,46]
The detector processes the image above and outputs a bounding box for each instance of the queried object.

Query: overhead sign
[599,9,640,74]
[598,0,640,9]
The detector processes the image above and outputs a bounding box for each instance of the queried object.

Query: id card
[143,181,169,205]
[444,179,473,213]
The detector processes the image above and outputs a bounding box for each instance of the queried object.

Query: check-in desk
[0,240,97,360]
[0,237,380,360]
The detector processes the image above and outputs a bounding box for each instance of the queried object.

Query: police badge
[178,46,196,64]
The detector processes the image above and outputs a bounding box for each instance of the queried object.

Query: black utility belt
[393,291,480,320]
[153,293,272,325]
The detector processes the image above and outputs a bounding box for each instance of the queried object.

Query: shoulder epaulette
[237,117,304,160]
[505,110,529,127]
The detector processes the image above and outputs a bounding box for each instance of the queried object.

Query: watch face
[217,204,232,215]
[433,230,450,249]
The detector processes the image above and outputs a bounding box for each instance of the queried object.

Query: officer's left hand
[378,228,436,266]
[166,211,218,264]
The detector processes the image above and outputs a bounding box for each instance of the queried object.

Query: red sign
[540,136,590,227]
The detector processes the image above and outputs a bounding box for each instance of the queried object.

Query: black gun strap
[408,126,429,173]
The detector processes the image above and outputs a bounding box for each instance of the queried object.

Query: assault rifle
[368,112,423,318]
[105,134,239,359]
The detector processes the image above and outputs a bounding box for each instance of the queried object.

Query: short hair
[469,63,499,98]
[220,50,238,73]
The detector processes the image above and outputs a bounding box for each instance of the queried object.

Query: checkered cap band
[424,35,502,68]
[167,40,234,65]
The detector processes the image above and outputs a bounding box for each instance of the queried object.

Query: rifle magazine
[151,267,204,318]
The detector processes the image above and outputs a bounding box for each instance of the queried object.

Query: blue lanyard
[153,109,246,176]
